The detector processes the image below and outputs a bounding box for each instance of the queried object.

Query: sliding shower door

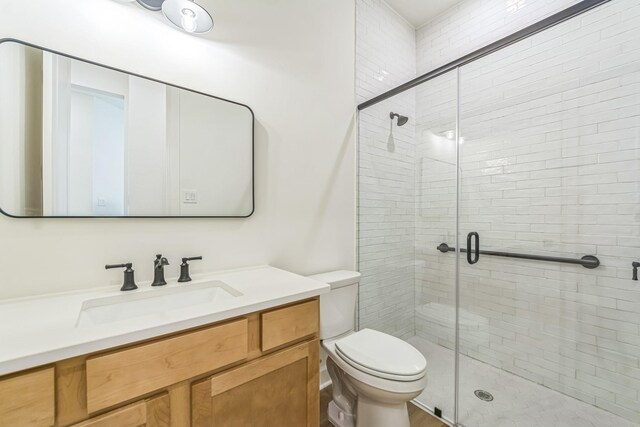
[456,0,640,425]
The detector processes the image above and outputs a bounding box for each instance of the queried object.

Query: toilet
[308,271,428,427]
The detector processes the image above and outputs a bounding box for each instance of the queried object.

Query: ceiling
[119,0,462,36]
[384,0,463,28]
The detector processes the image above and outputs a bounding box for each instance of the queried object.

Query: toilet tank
[307,270,361,340]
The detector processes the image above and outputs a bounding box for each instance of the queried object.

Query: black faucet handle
[633,261,639,281]
[178,256,202,283]
[105,263,137,291]
[106,263,133,271]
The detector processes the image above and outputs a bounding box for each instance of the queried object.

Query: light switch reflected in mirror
[0,40,254,218]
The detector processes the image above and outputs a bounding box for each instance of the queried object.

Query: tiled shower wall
[357,0,596,340]
[415,0,582,73]
[415,0,640,422]
[356,0,416,339]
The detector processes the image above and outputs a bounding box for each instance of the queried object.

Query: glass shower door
[413,70,459,422]
[456,0,640,425]
[357,67,460,423]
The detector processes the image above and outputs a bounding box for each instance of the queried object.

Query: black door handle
[467,232,479,265]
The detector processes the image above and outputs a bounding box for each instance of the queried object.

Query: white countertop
[0,265,330,376]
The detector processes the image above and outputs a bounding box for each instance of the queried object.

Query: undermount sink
[76,280,242,328]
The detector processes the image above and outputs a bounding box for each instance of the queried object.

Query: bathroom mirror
[0,40,254,218]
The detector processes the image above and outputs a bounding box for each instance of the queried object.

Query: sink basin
[76,281,242,328]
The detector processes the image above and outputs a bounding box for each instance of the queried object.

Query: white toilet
[309,271,428,427]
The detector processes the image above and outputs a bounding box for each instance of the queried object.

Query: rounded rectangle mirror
[0,39,254,218]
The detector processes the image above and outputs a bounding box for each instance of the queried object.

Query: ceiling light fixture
[162,0,213,33]
[135,0,213,34]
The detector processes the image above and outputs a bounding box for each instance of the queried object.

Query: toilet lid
[334,329,427,380]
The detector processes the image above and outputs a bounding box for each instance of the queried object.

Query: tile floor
[408,337,639,427]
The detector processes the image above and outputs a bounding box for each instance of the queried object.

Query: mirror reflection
[0,41,253,218]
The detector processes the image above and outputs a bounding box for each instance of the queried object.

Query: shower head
[390,112,408,126]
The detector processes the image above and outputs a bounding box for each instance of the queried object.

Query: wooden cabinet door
[0,367,55,427]
[192,340,319,427]
[70,393,170,427]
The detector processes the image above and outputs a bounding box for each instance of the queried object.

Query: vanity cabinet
[0,298,320,427]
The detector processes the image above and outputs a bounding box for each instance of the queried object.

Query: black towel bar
[436,243,600,269]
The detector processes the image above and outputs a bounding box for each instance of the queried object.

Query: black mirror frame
[0,38,255,219]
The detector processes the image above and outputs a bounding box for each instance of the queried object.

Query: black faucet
[178,256,202,282]
[633,261,639,281]
[105,263,138,291]
[151,254,170,286]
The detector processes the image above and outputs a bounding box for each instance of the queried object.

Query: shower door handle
[467,232,479,265]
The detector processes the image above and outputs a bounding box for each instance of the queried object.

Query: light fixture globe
[162,0,213,34]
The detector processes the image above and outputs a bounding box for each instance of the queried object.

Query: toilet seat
[334,329,427,382]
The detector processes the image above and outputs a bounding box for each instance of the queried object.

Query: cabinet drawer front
[72,401,146,427]
[261,299,319,352]
[86,318,248,413]
[72,393,169,427]
[0,367,55,427]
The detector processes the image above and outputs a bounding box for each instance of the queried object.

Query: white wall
[0,0,356,298]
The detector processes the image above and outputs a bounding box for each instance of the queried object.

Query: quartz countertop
[0,265,330,376]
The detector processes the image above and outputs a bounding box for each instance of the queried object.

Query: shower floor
[407,337,639,427]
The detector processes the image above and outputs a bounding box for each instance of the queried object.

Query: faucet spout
[152,254,170,286]
[155,256,170,268]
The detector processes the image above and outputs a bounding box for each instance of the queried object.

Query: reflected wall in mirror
[0,40,254,218]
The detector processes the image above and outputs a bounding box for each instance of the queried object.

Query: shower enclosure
[357,0,640,425]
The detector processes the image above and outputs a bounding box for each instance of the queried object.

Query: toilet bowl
[308,271,428,427]
[323,329,428,427]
